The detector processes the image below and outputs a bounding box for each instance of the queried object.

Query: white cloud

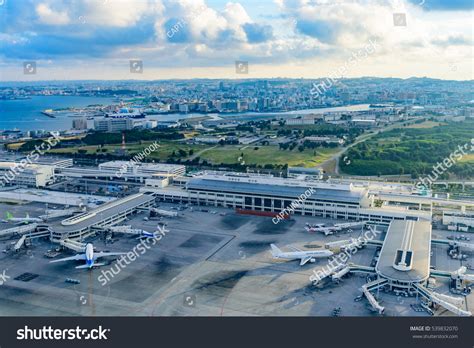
[36,3,70,25]
[83,0,164,27]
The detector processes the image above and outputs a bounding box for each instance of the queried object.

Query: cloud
[36,3,70,25]
[242,23,274,43]
[431,35,472,47]
[0,0,472,80]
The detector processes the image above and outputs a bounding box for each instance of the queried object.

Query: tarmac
[0,201,472,317]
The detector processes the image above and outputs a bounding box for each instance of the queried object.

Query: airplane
[40,207,85,221]
[305,223,326,228]
[305,225,342,235]
[49,243,125,269]
[3,212,43,225]
[270,244,334,265]
[150,208,178,218]
[108,225,165,239]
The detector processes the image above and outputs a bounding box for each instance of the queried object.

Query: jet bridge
[361,278,388,314]
[13,235,27,251]
[60,239,87,253]
[0,224,38,238]
[413,283,472,316]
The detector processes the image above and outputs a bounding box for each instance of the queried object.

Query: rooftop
[376,220,432,283]
[53,193,155,234]
[187,178,365,204]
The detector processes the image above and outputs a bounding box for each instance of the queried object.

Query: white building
[0,162,55,188]
[99,161,185,177]
[94,118,134,132]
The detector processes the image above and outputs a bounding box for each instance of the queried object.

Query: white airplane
[305,223,326,228]
[305,225,342,235]
[151,208,178,218]
[108,225,164,239]
[40,207,85,221]
[270,244,334,266]
[3,212,43,225]
[49,243,125,269]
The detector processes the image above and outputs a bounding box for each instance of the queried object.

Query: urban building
[0,162,55,187]
[94,118,134,132]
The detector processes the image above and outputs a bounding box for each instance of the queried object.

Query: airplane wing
[300,256,312,266]
[93,251,126,259]
[50,254,87,263]
[288,246,302,252]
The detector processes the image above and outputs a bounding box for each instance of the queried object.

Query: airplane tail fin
[270,244,282,257]
[6,212,13,220]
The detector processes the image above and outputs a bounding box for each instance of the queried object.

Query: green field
[199,145,339,167]
[48,141,207,162]
[47,141,339,168]
[405,121,444,129]
[340,121,474,178]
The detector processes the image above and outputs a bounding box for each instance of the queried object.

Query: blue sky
[0,0,472,81]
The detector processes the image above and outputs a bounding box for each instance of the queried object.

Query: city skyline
[0,0,473,81]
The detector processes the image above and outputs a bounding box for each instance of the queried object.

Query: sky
[0,0,472,81]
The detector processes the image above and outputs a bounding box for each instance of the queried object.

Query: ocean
[0,96,116,131]
[0,95,372,131]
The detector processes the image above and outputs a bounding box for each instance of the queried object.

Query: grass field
[47,141,340,168]
[48,141,207,161]
[406,121,444,129]
[341,121,474,177]
[198,145,339,167]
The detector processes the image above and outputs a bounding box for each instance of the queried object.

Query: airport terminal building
[143,172,430,224]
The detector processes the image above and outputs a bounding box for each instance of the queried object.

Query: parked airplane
[108,225,165,239]
[270,244,333,265]
[151,208,178,218]
[40,207,85,221]
[3,212,43,225]
[305,225,342,235]
[49,243,125,269]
